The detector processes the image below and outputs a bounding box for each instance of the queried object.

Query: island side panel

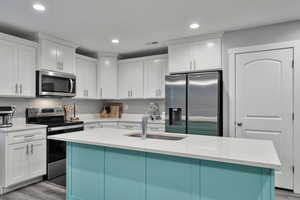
[146,153,200,200]
[200,160,275,200]
[67,143,105,200]
[105,148,146,200]
[66,143,275,200]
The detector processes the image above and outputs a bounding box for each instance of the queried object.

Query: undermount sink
[127,133,186,141]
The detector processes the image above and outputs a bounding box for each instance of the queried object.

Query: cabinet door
[76,57,97,99]
[40,40,58,71]
[6,143,28,186]
[85,60,97,99]
[98,57,118,99]
[105,148,146,200]
[118,62,132,99]
[28,140,46,179]
[59,45,75,74]
[192,38,222,70]
[130,61,144,98]
[18,45,36,97]
[75,57,86,98]
[168,43,192,73]
[144,58,167,98]
[0,40,18,96]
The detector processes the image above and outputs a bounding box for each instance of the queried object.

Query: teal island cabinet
[48,128,281,200]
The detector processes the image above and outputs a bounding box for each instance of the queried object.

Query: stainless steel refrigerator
[165,71,222,136]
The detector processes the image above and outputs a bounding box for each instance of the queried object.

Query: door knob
[236,122,243,127]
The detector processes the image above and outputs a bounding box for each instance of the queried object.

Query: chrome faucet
[141,115,149,139]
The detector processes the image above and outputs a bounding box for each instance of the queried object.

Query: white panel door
[18,45,36,97]
[6,143,28,186]
[0,40,18,96]
[28,140,46,179]
[235,48,294,189]
[98,57,118,99]
[168,43,192,73]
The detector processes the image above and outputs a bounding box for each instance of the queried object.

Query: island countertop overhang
[47,128,281,169]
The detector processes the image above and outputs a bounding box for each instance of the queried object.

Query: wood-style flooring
[0,182,65,200]
[0,182,299,200]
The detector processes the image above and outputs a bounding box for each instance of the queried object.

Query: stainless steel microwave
[36,70,76,97]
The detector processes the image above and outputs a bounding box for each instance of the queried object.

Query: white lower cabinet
[6,143,28,186]
[6,140,46,186]
[0,128,46,191]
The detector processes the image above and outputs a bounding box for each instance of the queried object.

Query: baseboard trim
[0,176,43,195]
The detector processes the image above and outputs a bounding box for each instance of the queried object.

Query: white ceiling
[0,0,299,53]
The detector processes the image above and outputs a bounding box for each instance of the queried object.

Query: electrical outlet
[124,104,129,111]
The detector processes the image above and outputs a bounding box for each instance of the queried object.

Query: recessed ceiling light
[111,39,120,44]
[33,3,46,12]
[189,23,200,30]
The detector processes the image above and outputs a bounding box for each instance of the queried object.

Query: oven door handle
[48,124,84,132]
[69,78,74,93]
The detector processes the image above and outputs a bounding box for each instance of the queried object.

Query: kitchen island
[48,128,280,200]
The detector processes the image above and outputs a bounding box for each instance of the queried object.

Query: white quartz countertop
[48,128,281,169]
[0,123,47,133]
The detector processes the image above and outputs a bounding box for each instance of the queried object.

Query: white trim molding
[228,40,300,194]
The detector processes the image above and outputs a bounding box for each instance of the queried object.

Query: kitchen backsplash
[112,99,165,115]
[0,98,103,118]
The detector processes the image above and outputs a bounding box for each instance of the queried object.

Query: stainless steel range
[26,107,84,186]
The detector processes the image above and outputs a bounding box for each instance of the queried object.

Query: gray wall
[0,98,103,118]
[222,20,300,136]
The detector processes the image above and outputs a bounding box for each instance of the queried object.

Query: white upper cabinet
[0,39,18,96]
[192,38,222,71]
[98,56,118,99]
[0,33,37,98]
[118,60,144,99]
[39,34,77,74]
[18,45,36,97]
[168,43,192,73]
[168,38,222,73]
[144,55,168,98]
[75,55,98,99]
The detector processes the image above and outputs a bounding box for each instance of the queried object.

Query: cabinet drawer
[7,129,46,145]
[84,123,100,130]
[148,124,165,132]
[99,122,118,129]
[118,122,141,130]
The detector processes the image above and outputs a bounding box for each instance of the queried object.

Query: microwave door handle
[69,79,73,93]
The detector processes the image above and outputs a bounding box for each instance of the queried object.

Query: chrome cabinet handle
[131,90,133,97]
[87,90,89,97]
[31,144,33,154]
[20,84,22,95]
[100,88,103,98]
[190,61,192,71]
[15,84,18,94]
[193,60,196,70]
[128,91,130,97]
[237,122,243,127]
[26,144,29,155]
